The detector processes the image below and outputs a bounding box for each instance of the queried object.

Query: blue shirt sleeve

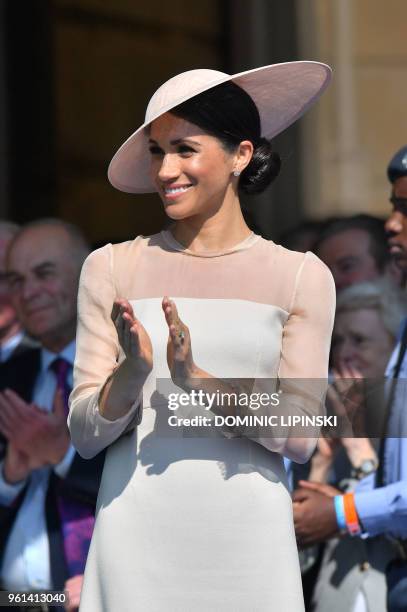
[355,339,407,539]
[354,480,407,538]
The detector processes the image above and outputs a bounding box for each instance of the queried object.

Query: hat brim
[108,61,331,194]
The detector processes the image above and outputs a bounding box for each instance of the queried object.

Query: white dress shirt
[0,331,24,363]
[0,341,76,590]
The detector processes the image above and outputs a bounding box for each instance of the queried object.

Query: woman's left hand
[162,297,199,385]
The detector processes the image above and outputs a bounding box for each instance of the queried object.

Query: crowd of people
[0,141,406,611]
[283,145,407,612]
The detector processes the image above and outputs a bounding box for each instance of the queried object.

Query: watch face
[360,459,377,474]
[352,459,378,480]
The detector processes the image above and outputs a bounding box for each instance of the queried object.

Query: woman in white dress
[68,62,335,611]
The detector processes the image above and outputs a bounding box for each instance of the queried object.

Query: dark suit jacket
[0,332,39,366]
[0,348,105,590]
[8,333,40,361]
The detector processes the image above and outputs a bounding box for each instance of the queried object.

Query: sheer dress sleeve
[68,245,141,459]
[252,251,336,462]
[279,251,335,379]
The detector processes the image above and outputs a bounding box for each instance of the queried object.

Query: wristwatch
[351,458,378,480]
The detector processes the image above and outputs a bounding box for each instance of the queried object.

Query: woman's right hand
[111,298,153,373]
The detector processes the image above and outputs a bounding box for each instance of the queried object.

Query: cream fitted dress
[68,230,335,612]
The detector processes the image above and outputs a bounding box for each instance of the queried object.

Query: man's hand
[298,479,341,498]
[39,388,71,464]
[293,480,340,547]
[3,444,35,484]
[0,388,71,475]
[64,574,83,612]
[0,389,44,448]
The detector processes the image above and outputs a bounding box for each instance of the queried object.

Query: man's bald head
[7,218,90,271]
[6,219,90,352]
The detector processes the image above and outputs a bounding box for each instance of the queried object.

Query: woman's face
[148,113,237,220]
[331,308,394,378]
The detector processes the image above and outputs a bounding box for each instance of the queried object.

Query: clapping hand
[96,299,153,420]
[327,359,366,435]
[111,299,153,373]
[0,388,70,483]
[329,359,364,412]
[162,297,199,385]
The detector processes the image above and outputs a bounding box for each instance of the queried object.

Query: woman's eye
[149,146,163,155]
[178,145,195,155]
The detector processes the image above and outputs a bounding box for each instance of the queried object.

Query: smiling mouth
[389,244,406,255]
[26,306,50,316]
[163,185,193,199]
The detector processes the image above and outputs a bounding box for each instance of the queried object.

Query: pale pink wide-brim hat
[108,61,332,194]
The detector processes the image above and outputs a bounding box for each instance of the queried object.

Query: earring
[233,170,240,177]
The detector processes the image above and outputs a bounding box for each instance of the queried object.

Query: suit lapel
[0,347,41,401]
[0,348,41,459]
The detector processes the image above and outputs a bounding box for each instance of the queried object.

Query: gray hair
[336,278,407,339]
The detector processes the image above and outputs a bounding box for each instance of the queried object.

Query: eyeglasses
[389,195,407,215]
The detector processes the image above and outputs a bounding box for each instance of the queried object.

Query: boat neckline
[160,229,262,258]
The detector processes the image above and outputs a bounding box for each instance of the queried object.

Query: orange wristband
[343,492,361,535]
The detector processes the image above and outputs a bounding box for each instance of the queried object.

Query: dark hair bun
[239,137,281,195]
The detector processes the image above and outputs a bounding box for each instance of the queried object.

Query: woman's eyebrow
[171,138,201,147]
[148,138,201,147]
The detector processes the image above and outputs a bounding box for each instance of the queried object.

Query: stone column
[0,0,9,218]
[332,0,368,214]
[227,0,301,240]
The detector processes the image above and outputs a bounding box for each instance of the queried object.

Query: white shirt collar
[40,340,76,374]
[0,331,24,362]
